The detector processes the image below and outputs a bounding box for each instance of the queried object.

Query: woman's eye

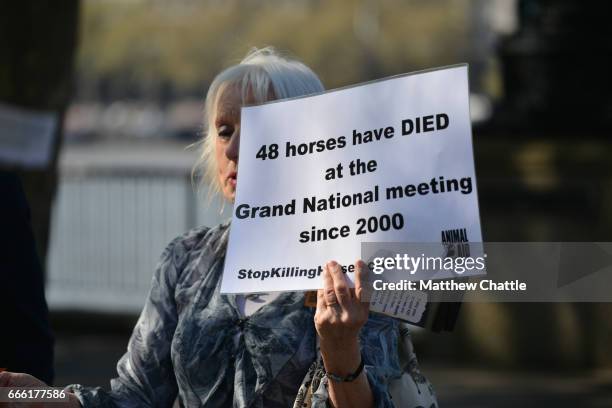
[217,125,233,139]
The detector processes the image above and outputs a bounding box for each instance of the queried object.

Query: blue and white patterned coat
[67,223,435,407]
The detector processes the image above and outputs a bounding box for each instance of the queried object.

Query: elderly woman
[0,48,437,408]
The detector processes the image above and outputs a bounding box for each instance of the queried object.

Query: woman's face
[214,84,274,202]
[213,85,243,202]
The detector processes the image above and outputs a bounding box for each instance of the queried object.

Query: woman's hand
[314,259,369,374]
[314,260,370,352]
[314,260,374,408]
[0,371,81,407]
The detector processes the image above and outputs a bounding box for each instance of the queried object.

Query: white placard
[221,65,483,294]
[0,103,58,168]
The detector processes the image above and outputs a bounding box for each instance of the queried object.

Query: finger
[322,263,338,306]
[316,288,327,312]
[327,260,352,307]
[354,259,371,305]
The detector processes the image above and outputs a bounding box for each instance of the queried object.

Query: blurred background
[1,0,611,406]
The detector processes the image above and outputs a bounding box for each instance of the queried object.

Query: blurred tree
[75,0,471,101]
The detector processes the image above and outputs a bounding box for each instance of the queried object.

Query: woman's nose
[226,128,240,161]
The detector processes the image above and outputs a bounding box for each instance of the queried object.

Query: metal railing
[46,167,229,314]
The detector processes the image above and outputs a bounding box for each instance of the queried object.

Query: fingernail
[329,260,337,267]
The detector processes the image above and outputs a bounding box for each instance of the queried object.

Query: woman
[0,48,437,407]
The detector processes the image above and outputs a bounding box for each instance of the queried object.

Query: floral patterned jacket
[66,223,433,407]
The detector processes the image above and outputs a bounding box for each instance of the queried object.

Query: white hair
[192,47,325,201]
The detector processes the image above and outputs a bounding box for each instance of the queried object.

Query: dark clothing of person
[0,171,54,384]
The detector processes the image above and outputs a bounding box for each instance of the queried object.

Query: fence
[46,165,229,314]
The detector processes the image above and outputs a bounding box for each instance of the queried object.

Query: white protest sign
[221,65,483,294]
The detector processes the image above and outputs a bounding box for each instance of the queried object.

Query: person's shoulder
[170,221,230,252]
[157,222,230,304]
[162,221,231,271]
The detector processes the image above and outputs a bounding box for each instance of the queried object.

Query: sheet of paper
[221,65,483,294]
[0,103,58,168]
[369,289,429,324]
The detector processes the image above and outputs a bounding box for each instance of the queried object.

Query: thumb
[354,260,373,306]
